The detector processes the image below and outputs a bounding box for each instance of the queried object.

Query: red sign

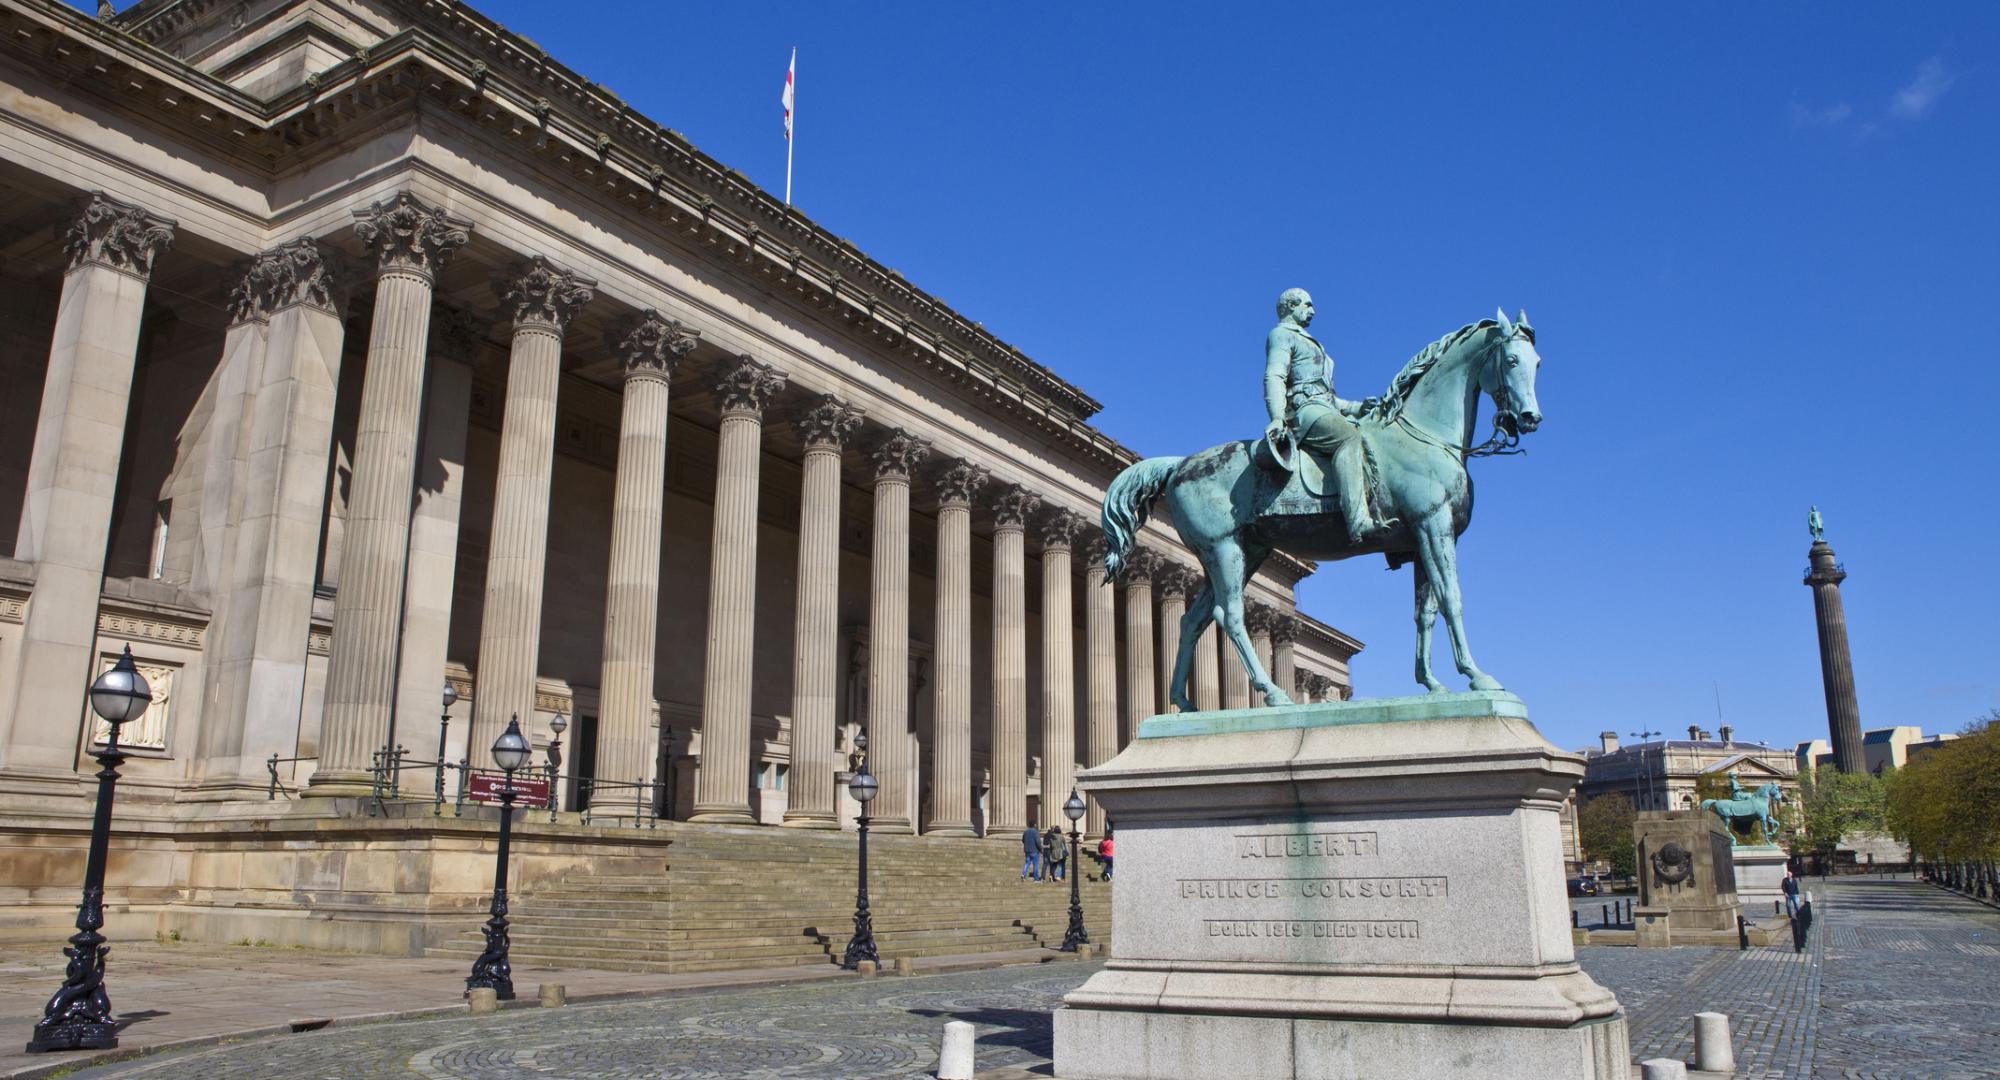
[469,772,550,805]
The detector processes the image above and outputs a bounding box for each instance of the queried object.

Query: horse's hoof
[1468,673,1504,692]
[1262,690,1295,708]
[1422,680,1447,694]
[1171,695,1196,714]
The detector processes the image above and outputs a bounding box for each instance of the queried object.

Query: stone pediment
[1700,753,1789,779]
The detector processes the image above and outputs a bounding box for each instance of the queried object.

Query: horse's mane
[1373,320,1496,419]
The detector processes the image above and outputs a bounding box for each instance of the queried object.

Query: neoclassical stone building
[0,0,1358,941]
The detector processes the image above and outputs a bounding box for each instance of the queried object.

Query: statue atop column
[1808,505,1825,544]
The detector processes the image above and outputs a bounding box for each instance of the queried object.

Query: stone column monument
[1804,508,1864,774]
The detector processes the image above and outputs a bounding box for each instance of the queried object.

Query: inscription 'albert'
[1236,832,1378,859]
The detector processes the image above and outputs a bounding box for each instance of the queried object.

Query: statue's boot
[1333,436,1396,545]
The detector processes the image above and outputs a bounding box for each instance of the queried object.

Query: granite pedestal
[1052,691,1629,1080]
[1731,844,1789,915]
[1631,812,1742,946]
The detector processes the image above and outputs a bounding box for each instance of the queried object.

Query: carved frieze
[868,428,931,481]
[711,355,788,418]
[352,192,471,278]
[97,609,206,649]
[496,256,597,333]
[793,394,864,450]
[613,309,700,381]
[63,192,176,277]
[989,484,1041,531]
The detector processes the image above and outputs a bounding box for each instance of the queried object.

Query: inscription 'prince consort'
[1237,832,1378,858]
[1179,877,1448,900]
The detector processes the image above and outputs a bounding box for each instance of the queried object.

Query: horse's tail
[1101,456,1183,581]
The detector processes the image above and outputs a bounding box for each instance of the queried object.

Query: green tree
[1794,767,1887,856]
[1885,714,2000,866]
[1579,793,1636,877]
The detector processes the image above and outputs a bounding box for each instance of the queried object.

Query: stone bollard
[538,984,567,1007]
[937,1019,976,1080]
[1077,942,1094,960]
[1639,1058,1687,1080]
[896,956,915,977]
[855,960,878,977]
[467,987,499,1015]
[1694,1011,1736,1072]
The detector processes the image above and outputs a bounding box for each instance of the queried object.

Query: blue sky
[115,2,2000,753]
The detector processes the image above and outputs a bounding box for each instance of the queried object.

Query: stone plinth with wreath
[1630,810,1743,947]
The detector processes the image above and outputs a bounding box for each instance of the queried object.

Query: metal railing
[269,744,666,828]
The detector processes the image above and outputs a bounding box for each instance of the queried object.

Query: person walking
[1782,868,1801,918]
[1098,829,1114,882]
[1021,824,1042,883]
[1045,824,1067,883]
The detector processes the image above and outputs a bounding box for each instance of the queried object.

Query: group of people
[1021,824,1113,883]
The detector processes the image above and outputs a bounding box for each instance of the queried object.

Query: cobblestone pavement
[47,880,2000,1079]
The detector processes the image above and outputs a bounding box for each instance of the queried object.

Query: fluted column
[926,459,988,836]
[690,356,788,822]
[1121,548,1160,745]
[197,240,349,794]
[987,484,1040,835]
[471,257,595,756]
[1223,608,1251,711]
[313,194,469,794]
[597,312,698,815]
[783,394,864,828]
[865,430,930,833]
[1271,614,1300,701]
[0,194,175,772]
[1082,538,1119,837]
[1806,538,1865,773]
[1038,510,1083,828]
[1155,563,1194,712]
[1246,602,1277,708]
[1193,622,1221,711]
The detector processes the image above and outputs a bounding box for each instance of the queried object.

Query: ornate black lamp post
[436,682,458,803]
[545,712,567,814]
[841,733,878,970]
[1059,789,1091,952]
[466,716,531,1001]
[27,645,150,1054]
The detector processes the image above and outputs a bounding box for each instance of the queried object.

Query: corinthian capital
[63,192,176,277]
[1155,561,1197,601]
[228,238,343,324]
[1082,534,1111,567]
[352,192,471,278]
[869,428,931,482]
[497,256,596,333]
[1245,601,1278,636]
[613,309,699,381]
[989,485,1042,531]
[932,459,990,508]
[1119,547,1162,586]
[712,355,787,418]
[1270,613,1301,645]
[1038,509,1085,552]
[794,394,865,450]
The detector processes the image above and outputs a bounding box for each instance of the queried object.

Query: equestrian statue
[1100,288,1544,710]
[1701,773,1785,846]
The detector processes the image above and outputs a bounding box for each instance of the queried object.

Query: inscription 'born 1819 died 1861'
[1206,919,1421,939]
[1178,876,1448,900]
[1237,831,1378,858]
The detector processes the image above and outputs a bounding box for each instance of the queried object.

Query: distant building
[1795,726,1960,776]
[1576,725,1797,813]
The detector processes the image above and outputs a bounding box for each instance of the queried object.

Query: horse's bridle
[1389,337,1526,459]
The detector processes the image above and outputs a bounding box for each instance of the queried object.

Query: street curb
[1,948,1078,1079]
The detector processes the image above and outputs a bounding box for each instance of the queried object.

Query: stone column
[1154,562,1193,712]
[393,307,479,765]
[987,484,1041,836]
[1222,616,1251,711]
[1805,537,1865,774]
[1,193,174,773]
[470,257,595,756]
[689,356,788,823]
[1271,614,1300,702]
[1246,602,1277,707]
[313,194,470,795]
[782,394,863,829]
[1192,623,1221,712]
[926,459,988,836]
[597,312,699,814]
[864,430,929,834]
[1038,510,1083,829]
[198,240,349,793]
[1120,548,1160,745]
[1082,537,1118,837]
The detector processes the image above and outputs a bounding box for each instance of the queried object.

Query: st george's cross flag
[782,48,796,205]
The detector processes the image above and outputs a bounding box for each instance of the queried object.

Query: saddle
[1252,429,1334,497]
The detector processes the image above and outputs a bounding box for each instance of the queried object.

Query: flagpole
[784,48,795,207]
